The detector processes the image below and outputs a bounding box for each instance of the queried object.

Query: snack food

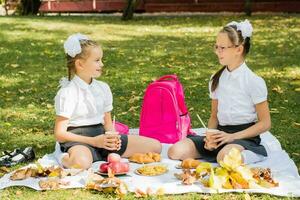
[136,165,167,176]
[129,152,161,164]
[181,158,201,169]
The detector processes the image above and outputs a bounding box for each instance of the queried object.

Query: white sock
[241,150,267,165]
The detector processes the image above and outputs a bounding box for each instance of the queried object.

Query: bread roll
[129,152,161,164]
[181,158,201,169]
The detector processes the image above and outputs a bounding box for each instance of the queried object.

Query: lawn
[0,14,299,199]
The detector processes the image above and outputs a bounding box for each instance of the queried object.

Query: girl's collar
[225,62,247,78]
[73,75,95,90]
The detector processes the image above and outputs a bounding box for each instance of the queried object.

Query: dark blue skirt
[59,124,128,162]
[188,122,267,162]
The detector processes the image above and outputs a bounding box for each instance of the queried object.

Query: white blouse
[54,75,113,127]
[209,62,268,126]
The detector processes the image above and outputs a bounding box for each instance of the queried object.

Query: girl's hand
[94,134,121,151]
[212,131,236,148]
[203,137,216,151]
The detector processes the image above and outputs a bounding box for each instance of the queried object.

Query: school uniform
[54,75,128,162]
[189,62,268,162]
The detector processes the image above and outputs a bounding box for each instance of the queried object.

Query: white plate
[95,171,128,176]
[134,165,168,176]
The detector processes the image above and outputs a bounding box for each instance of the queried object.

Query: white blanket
[0,128,299,197]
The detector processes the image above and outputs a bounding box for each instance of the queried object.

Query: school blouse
[209,62,268,126]
[55,75,113,127]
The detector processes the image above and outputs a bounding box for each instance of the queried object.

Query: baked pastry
[128,152,161,164]
[181,158,201,169]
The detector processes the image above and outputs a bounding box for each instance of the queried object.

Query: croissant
[129,152,161,164]
[181,158,201,169]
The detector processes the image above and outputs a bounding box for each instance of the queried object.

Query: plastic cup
[205,128,219,148]
[105,130,119,135]
[105,130,120,150]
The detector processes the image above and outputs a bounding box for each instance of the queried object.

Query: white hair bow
[227,19,253,39]
[63,33,89,58]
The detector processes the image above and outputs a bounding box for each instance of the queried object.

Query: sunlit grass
[0,14,299,199]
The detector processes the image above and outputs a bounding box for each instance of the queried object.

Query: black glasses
[214,45,238,53]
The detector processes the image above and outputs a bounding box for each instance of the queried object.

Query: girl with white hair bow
[54,33,162,169]
[169,20,271,165]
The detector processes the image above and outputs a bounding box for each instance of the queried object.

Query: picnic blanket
[0,128,299,197]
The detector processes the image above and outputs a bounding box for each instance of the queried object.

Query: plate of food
[175,158,201,169]
[128,152,161,164]
[135,164,168,176]
[96,153,130,176]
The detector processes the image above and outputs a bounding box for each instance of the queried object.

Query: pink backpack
[115,121,129,135]
[139,75,194,143]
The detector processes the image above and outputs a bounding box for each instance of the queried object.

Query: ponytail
[211,66,226,92]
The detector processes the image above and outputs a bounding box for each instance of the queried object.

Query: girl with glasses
[168,20,271,165]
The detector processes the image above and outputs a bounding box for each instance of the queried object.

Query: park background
[0,0,299,199]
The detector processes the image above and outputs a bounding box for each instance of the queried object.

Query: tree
[122,0,140,21]
[17,0,41,15]
[245,0,252,16]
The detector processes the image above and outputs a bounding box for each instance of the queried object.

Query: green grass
[0,14,299,199]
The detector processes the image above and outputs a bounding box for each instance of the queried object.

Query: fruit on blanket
[100,153,130,174]
[120,162,129,172]
[107,162,130,173]
[107,153,121,163]
[108,162,122,173]
[99,162,109,173]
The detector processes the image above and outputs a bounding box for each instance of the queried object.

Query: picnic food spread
[10,163,81,181]
[129,152,161,164]
[5,149,280,193]
[175,148,279,189]
[136,164,168,176]
[86,168,128,197]
[9,163,83,190]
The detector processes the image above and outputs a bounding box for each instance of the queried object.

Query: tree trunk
[19,0,41,15]
[245,0,252,16]
[122,0,140,21]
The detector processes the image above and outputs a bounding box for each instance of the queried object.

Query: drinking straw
[196,114,207,129]
[112,115,116,132]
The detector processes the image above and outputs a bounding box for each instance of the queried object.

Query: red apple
[120,162,130,173]
[107,153,121,163]
[99,162,109,173]
[108,162,122,173]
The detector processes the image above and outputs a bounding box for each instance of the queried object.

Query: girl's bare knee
[216,144,244,164]
[216,151,225,163]
[168,145,182,160]
[153,140,162,153]
[72,156,92,169]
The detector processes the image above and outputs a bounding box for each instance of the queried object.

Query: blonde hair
[66,39,98,80]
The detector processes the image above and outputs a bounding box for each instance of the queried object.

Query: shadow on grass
[0,15,299,169]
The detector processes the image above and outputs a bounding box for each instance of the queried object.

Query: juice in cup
[105,130,118,135]
[205,128,219,149]
[105,130,120,150]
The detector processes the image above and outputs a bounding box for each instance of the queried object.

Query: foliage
[0,14,299,199]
